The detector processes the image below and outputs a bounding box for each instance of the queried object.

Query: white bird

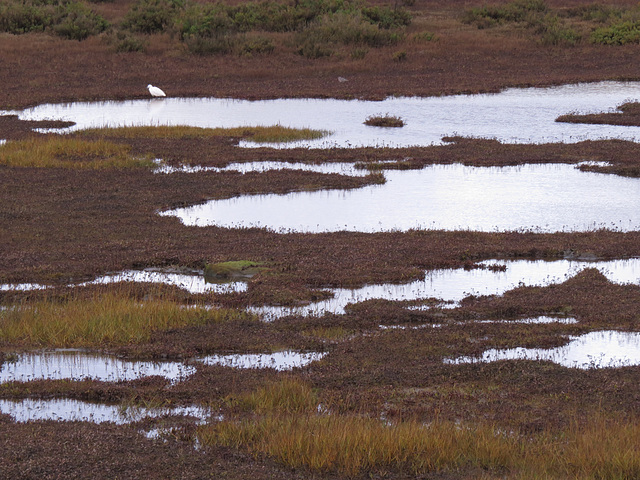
[147,84,166,97]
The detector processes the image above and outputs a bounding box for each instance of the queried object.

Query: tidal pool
[445,330,640,369]
[249,258,640,320]
[7,81,640,148]
[0,350,195,384]
[160,163,640,233]
[0,398,210,424]
[197,351,326,370]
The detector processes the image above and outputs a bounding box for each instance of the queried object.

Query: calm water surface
[161,163,640,233]
[445,330,640,369]
[7,81,640,148]
[0,350,195,383]
[250,258,640,319]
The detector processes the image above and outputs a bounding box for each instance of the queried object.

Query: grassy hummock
[78,125,330,143]
[0,136,153,169]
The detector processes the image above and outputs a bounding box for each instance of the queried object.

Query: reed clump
[0,291,245,347]
[364,114,404,127]
[0,136,153,169]
[78,125,330,143]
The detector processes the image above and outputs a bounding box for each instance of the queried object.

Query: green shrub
[361,5,411,29]
[591,20,640,45]
[463,0,547,27]
[52,2,109,40]
[121,0,184,34]
[111,31,147,52]
[239,35,275,56]
[0,2,54,33]
[565,3,622,23]
[537,14,580,46]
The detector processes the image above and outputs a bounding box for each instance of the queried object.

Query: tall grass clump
[0,291,247,347]
[0,137,154,169]
[226,378,319,415]
[78,125,329,143]
[198,401,640,478]
[199,413,521,477]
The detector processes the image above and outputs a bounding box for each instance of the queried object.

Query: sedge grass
[0,292,246,347]
[0,136,154,169]
[78,125,330,143]
[198,380,640,478]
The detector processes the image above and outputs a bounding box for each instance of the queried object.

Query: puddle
[445,330,640,369]
[379,316,577,330]
[248,258,640,320]
[0,398,210,424]
[0,350,195,384]
[197,351,326,370]
[0,269,247,294]
[8,81,640,148]
[79,269,247,294]
[477,316,578,325]
[160,163,640,233]
[154,160,370,176]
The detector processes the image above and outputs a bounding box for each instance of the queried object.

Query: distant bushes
[0,0,411,55]
[463,0,640,47]
[151,0,410,57]
[0,0,108,39]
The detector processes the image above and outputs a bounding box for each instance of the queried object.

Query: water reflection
[0,350,195,383]
[445,330,640,369]
[249,258,640,320]
[8,81,640,148]
[0,269,247,294]
[153,160,369,176]
[160,164,640,233]
[0,398,210,424]
[197,351,326,370]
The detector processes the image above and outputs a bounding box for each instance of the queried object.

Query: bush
[463,0,547,27]
[591,21,640,45]
[52,2,109,40]
[0,2,54,34]
[121,0,184,34]
[111,31,147,52]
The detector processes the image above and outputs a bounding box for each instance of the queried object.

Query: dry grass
[200,411,640,478]
[0,290,247,347]
[0,136,153,169]
[78,125,330,143]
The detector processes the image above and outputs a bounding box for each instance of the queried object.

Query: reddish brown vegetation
[3,1,640,478]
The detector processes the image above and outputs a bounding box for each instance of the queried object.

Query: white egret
[147,84,166,97]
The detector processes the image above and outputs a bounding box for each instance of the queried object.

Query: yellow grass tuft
[198,380,640,479]
[0,292,245,347]
[0,136,153,169]
[78,125,330,143]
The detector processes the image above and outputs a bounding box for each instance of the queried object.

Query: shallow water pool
[7,81,640,148]
[160,163,640,233]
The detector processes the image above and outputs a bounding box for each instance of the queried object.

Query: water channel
[6,81,640,148]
